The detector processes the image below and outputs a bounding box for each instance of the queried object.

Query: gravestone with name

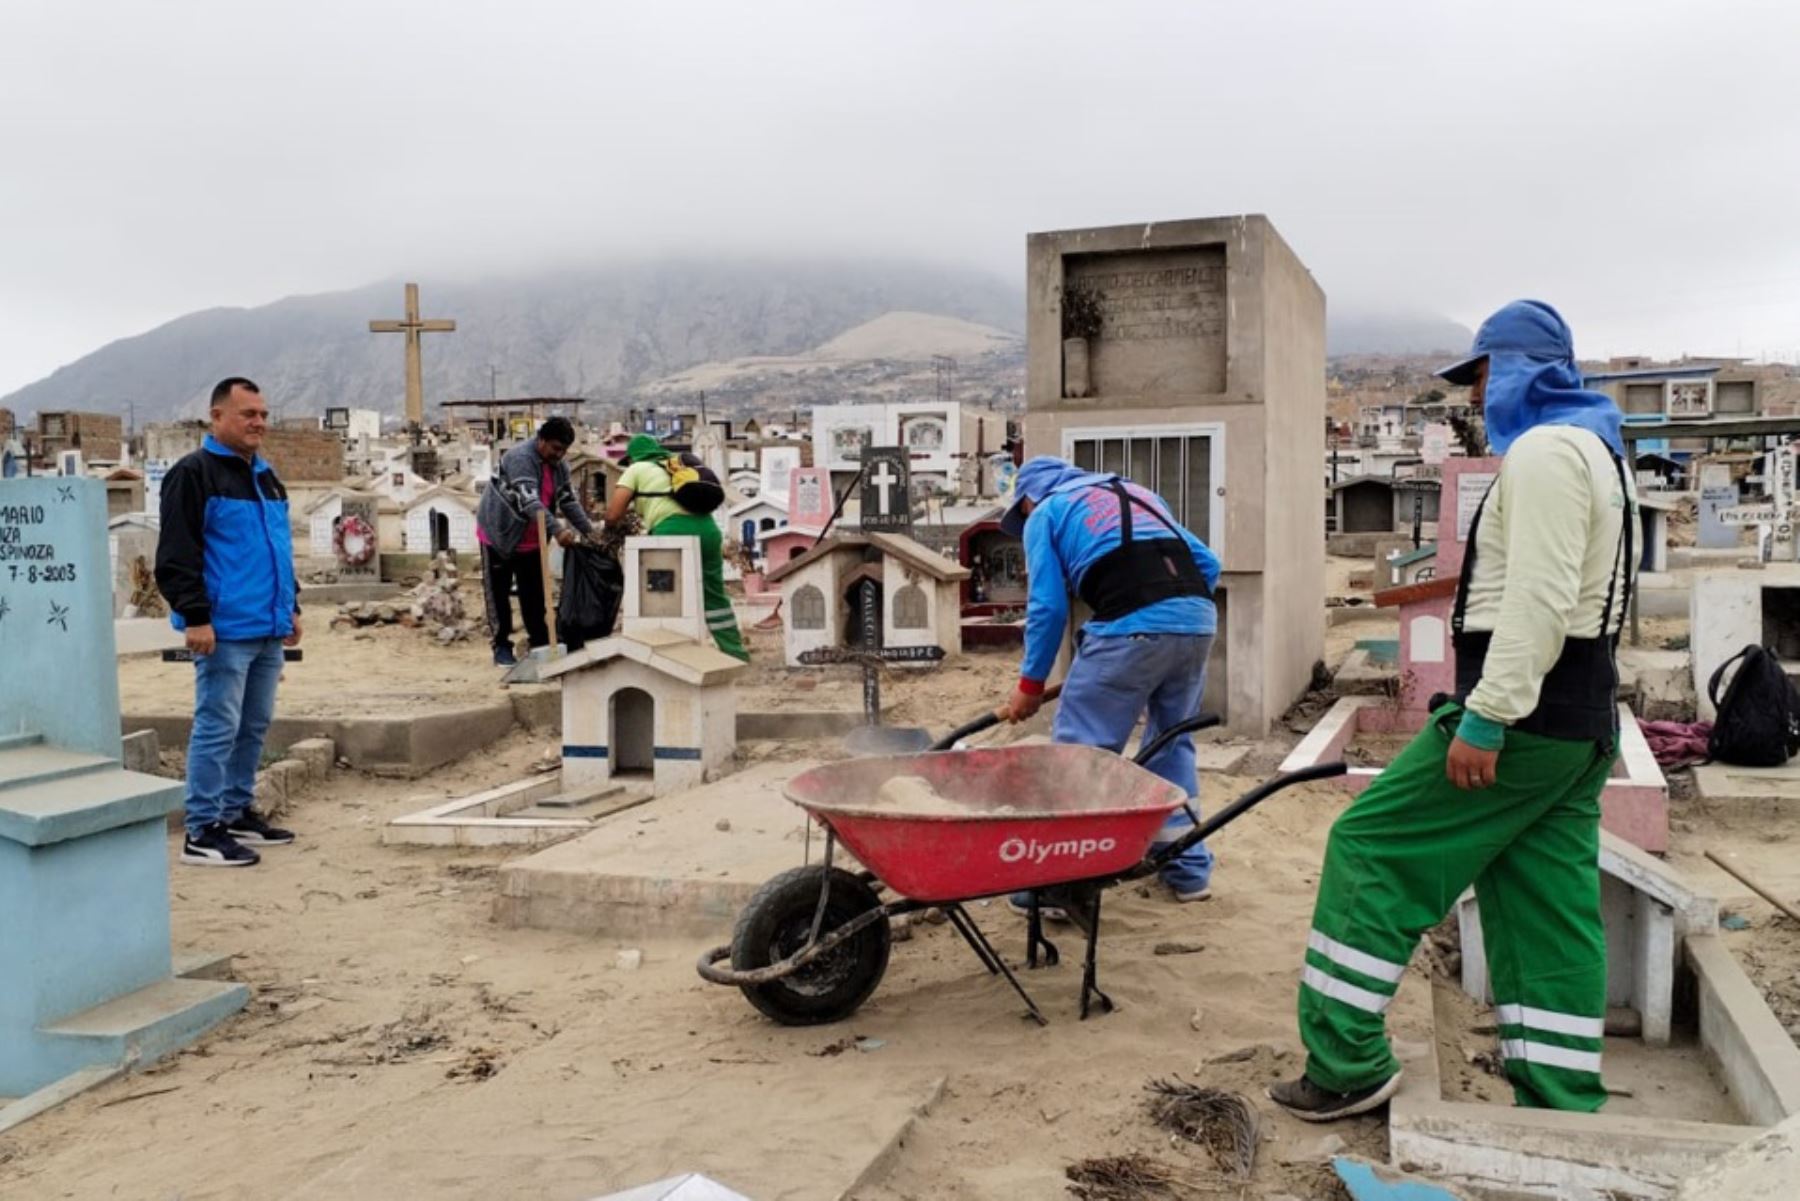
[1697,461,1741,550]
[1024,215,1326,733]
[0,477,246,1101]
[759,446,801,504]
[1421,422,1452,466]
[788,466,830,535]
[859,447,912,534]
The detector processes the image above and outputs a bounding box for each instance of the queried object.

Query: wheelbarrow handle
[1131,712,1221,767]
[928,683,1065,751]
[1145,761,1349,871]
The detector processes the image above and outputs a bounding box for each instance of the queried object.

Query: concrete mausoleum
[1023,215,1326,734]
[538,536,748,796]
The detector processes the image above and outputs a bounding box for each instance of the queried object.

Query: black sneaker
[1267,1072,1402,1122]
[182,823,261,868]
[494,646,518,667]
[227,810,295,846]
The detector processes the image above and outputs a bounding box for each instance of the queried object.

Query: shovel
[846,681,1069,757]
[926,682,1065,752]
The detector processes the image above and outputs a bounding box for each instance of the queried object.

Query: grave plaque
[1455,472,1496,542]
[760,446,801,503]
[789,466,830,534]
[1421,423,1452,466]
[335,495,380,581]
[0,479,120,758]
[859,447,912,534]
[1065,246,1228,397]
[1697,462,1739,549]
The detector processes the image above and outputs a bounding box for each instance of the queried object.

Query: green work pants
[1298,706,1614,1112]
[650,512,749,662]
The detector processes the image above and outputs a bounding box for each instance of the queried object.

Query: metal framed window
[1060,423,1226,551]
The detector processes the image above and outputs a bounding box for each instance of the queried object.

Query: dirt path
[6,620,1797,1199]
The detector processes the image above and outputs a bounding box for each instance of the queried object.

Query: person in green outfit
[1270,300,1637,1122]
[604,434,749,661]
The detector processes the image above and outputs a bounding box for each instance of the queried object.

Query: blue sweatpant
[1053,631,1216,893]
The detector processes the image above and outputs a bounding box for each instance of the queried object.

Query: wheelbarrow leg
[945,904,1047,1027]
[1025,894,1061,971]
[1074,889,1114,1020]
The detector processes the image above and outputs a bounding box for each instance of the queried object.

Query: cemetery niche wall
[1024,215,1326,734]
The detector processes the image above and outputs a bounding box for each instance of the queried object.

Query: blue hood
[999,456,1116,535]
[1437,299,1625,458]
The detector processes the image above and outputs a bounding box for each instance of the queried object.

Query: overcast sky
[3,0,1798,395]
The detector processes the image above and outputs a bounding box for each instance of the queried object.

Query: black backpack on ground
[558,544,624,653]
[1707,644,1800,767]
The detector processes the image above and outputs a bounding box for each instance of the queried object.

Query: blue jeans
[185,637,285,836]
[1026,631,1216,897]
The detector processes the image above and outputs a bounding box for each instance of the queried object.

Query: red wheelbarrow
[697,714,1347,1025]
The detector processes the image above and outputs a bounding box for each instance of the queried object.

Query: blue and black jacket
[155,434,299,639]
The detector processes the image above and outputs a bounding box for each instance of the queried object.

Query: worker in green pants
[1271,300,1637,1121]
[606,434,749,661]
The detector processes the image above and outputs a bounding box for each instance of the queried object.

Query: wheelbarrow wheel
[731,865,891,1025]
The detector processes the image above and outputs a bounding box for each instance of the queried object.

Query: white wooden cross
[869,461,899,513]
[369,282,456,431]
[1718,444,1799,562]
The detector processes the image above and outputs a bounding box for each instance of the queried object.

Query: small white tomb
[538,536,748,796]
[765,531,969,668]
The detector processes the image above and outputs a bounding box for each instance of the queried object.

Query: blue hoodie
[1445,299,1625,458]
[1008,457,1220,689]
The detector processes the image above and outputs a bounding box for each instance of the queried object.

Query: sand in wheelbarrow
[874,774,1020,817]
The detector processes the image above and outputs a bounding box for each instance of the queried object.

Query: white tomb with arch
[538,536,748,796]
[765,531,968,668]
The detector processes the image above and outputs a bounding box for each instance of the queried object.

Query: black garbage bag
[559,544,624,652]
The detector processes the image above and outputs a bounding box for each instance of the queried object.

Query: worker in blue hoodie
[995,456,1223,910]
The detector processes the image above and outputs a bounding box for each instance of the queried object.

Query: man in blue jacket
[996,456,1222,908]
[156,378,300,867]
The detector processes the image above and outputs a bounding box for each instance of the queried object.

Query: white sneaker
[1174,886,1213,903]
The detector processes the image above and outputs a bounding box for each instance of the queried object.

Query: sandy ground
[6,601,1799,1200]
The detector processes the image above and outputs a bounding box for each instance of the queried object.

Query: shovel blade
[843,725,934,757]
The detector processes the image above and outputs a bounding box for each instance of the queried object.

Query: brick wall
[38,410,124,463]
[261,427,345,481]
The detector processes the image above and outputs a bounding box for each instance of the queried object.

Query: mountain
[2,259,1471,422]
[0,260,1025,424]
[1325,309,1474,357]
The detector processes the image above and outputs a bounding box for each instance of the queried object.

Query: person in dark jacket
[155,377,299,867]
[474,417,595,666]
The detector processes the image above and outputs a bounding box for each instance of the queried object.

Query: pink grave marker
[788,467,830,535]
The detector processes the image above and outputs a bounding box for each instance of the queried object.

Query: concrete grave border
[1280,698,1669,852]
[382,773,649,848]
[1386,843,1800,1199]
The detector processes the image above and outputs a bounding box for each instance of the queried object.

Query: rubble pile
[330,553,479,645]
